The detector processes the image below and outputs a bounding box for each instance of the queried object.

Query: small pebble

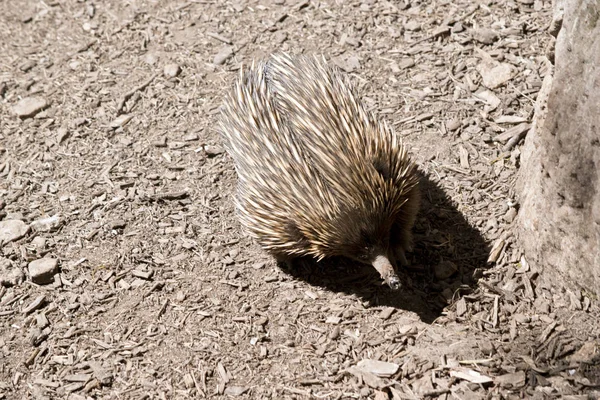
[504,207,518,223]
[175,291,186,302]
[36,313,49,328]
[446,119,461,131]
[109,220,126,230]
[12,97,48,118]
[475,90,501,109]
[144,53,158,65]
[163,63,181,78]
[404,21,421,31]
[56,127,70,144]
[183,133,199,141]
[72,117,87,127]
[19,60,36,72]
[379,307,395,320]
[0,220,29,245]
[28,258,59,284]
[451,22,465,33]
[204,145,225,157]
[251,262,266,269]
[477,62,515,89]
[213,46,234,65]
[472,28,499,44]
[153,137,167,147]
[224,386,248,396]
[398,58,415,70]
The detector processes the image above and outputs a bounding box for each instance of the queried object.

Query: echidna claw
[387,275,401,290]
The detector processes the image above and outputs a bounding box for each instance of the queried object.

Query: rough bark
[517,0,600,295]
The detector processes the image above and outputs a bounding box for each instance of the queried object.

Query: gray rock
[446,119,461,131]
[404,20,421,32]
[163,63,181,78]
[30,236,47,251]
[476,61,515,89]
[224,386,248,396]
[28,258,59,285]
[0,220,29,245]
[0,257,24,287]
[398,58,415,70]
[12,97,48,118]
[213,46,234,65]
[504,207,518,223]
[472,28,499,44]
[451,22,465,33]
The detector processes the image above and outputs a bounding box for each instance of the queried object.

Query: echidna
[218,53,420,290]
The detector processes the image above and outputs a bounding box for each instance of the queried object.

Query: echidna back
[219,54,419,261]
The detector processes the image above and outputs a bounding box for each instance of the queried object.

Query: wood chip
[63,373,92,382]
[347,367,386,389]
[458,145,470,169]
[379,307,395,320]
[110,114,133,128]
[487,236,506,263]
[356,359,400,377]
[22,295,46,315]
[217,362,229,383]
[456,298,467,317]
[449,368,493,384]
[495,115,529,124]
[494,371,526,388]
[494,123,531,143]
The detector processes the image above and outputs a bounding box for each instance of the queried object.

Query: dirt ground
[1,0,599,399]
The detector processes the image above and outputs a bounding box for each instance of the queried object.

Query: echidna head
[334,211,401,290]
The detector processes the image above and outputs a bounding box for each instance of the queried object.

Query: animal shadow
[280,170,490,323]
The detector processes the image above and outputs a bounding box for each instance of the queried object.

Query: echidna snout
[370,254,402,290]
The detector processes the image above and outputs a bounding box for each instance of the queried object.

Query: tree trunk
[517,0,600,295]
